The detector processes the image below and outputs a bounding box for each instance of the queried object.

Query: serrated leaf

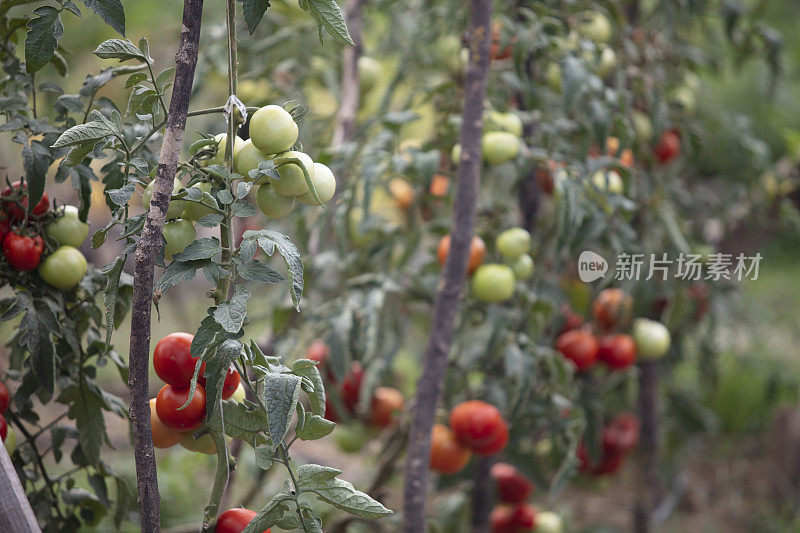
[295,464,392,519]
[235,181,252,199]
[154,260,206,293]
[231,199,256,218]
[240,0,270,35]
[93,39,147,62]
[171,237,222,261]
[197,213,224,228]
[52,119,118,148]
[244,230,304,310]
[242,493,295,533]
[237,260,285,284]
[106,183,135,206]
[293,359,325,416]
[155,66,175,93]
[262,373,301,445]
[208,399,270,442]
[22,141,51,210]
[203,339,243,419]
[19,300,57,396]
[213,286,251,334]
[100,256,125,354]
[296,414,335,440]
[58,382,106,464]
[81,0,125,35]
[25,7,63,73]
[299,0,354,45]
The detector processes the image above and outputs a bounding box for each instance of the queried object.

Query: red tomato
[429,423,472,474]
[509,504,537,530]
[369,387,404,427]
[654,129,681,164]
[306,340,335,382]
[555,330,599,371]
[0,415,6,441]
[597,334,636,370]
[221,367,240,400]
[450,400,509,455]
[490,462,533,504]
[1,182,49,222]
[324,397,339,422]
[0,382,9,414]
[0,217,9,245]
[3,232,44,271]
[341,361,363,413]
[603,413,640,454]
[592,288,633,330]
[155,384,206,431]
[578,443,623,475]
[153,332,202,388]
[559,304,584,334]
[490,506,515,533]
[215,507,270,533]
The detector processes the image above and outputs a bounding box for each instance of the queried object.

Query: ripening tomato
[559,304,584,334]
[341,361,364,413]
[490,24,514,61]
[491,462,533,504]
[0,382,9,414]
[437,234,486,276]
[450,400,509,455]
[38,246,87,290]
[306,340,335,382]
[632,318,671,360]
[509,504,537,530]
[324,397,339,422]
[215,507,270,533]
[654,129,681,164]
[369,387,404,428]
[429,174,449,197]
[149,398,185,448]
[155,384,206,431]
[45,205,89,247]
[221,367,240,400]
[597,334,636,370]
[3,232,44,271]
[490,506,515,533]
[429,424,472,474]
[555,330,599,371]
[603,413,640,454]
[153,332,202,388]
[249,104,298,155]
[1,182,49,222]
[0,415,7,441]
[388,177,414,210]
[180,430,217,455]
[592,288,633,330]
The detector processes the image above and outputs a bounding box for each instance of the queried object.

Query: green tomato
[271,150,314,196]
[335,424,373,453]
[358,56,382,93]
[482,131,520,165]
[485,110,523,137]
[451,144,462,166]
[202,133,244,168]
[591,170,624,195]
[596,47,617,78]
[579,11,613,43]
[632,318,671,360]
[496,227,531,260]
[670,86,697,116]
[235,138,272,182]
[182,182,219,221]
[534,512,565,533]
[249,105,298,154]
[163,219,196,260]
[437,35,466,74]
[511,254,534,280]
[632,111,653,143]
[255,184,295,219]
[545,62,563,93]
[39,246,87,290]
[179,431,216,455]
[142,178,187,220]
[297,162,336,205]
[4,427,16,454]
[45,205,89,247]
[228,383,246,403]
[471,264,515,303]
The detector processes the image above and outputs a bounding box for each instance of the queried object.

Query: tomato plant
[155,384,207,431]
[153,332,203,387]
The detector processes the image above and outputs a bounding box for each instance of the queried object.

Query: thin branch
[127,2,205,531]
[401,1,493,530]
[331,0,365,153]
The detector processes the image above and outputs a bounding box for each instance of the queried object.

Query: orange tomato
[437,234,487,275]
[430,424,472,474]
[149,398,185,448]
[369,387,405,428]
[388,178,414,210]
[429,174,450,197]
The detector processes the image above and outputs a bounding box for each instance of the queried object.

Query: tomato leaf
[58,382,106,465]
[244,229,304,310]
[261,373,302,446]
[25,7,63,73]
[203,339,243,419]
[81,0,125,36]
[22,140,52,210]
[239,0,270,36]
[237,260,285,284]
[292,359,325,416]
[295,414,335,441]
[213,285,251,334]
[93,38,148,63]
[298,0,354,46]
[242,492,296,533]
[19,300,58,397]
[295,464,392,519]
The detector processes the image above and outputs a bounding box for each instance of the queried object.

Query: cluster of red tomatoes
[149,332,241,453]
[489,462,538,533]
[305,340,405,428]
[1,182,89,290]
[555,288,637,372]
[0,381,13,449]
[429,400,509,475]
[578,413,641,476]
